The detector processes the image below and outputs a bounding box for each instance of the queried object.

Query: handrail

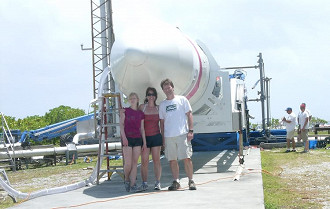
[0,112,16,171]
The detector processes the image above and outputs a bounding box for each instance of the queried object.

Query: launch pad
[12,147,264,209]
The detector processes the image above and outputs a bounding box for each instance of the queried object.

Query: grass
[261,146,330,209]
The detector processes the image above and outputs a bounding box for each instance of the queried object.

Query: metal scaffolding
[90,0,115,99]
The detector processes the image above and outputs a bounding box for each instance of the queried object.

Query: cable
[51,168,268,209]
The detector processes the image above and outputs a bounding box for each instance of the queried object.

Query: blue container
[309,140,317,149]
[191,132,239,151]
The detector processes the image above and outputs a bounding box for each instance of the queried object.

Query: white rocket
[109,21,246,133]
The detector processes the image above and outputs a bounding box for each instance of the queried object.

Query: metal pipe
[237,102,244,165]
[107,0,117,138]
[248,98,261,102]
[100,0,108,70]
[265,77,272,127]
[0,143,121,159]
[90,0,96,99]
[221,66,258,70]
[257,53,266,133]
[72,132,95,144]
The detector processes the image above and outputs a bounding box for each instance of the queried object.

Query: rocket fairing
[110,22,210,106]
[109,22,246,133]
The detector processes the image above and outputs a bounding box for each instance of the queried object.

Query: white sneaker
[154,181,161,190]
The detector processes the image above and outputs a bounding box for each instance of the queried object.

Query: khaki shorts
[286,130,295,139]
[165,134,192,161]
[301,130,308,142]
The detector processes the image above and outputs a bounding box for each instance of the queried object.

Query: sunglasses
[147,93,155,96]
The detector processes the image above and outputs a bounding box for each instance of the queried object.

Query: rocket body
[109,22,246,133]
[110,23,209,106]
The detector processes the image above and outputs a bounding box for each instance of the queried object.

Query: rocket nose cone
[124,47,147,66]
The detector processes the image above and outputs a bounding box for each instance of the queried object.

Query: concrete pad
[12,148,264,209]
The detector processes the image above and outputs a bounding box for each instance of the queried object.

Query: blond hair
[128,92,139,108]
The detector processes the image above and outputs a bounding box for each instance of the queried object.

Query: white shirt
[159,95,192,137]
[298,108,312,119]
[284,113,296,132]
[298,111,309,129]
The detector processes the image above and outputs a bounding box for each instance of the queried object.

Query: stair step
[100,153,122,157]
[102,93,121,98]
[103,109,121,113]
[101,138,121,143]
[102,123,120,127]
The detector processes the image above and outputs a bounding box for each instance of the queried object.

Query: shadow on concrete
[216,150,238,172]
[82,150,238,199]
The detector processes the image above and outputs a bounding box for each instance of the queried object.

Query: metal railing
[0,112,16,171]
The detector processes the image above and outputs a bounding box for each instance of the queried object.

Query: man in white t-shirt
[159,78,196,191]
[297,103,312,142]
[298,103,310,152]
[282,107,297,152]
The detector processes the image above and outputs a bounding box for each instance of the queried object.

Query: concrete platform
[12,148,264,209]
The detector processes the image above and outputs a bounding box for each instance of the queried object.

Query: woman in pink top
[120,92,147,193]
[138,87,163,191]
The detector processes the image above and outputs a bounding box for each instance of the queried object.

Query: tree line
[1,105,86,145]
[3,105,85,131]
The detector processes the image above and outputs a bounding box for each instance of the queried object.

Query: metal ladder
[0,113,16,171]
[96,93,124,184]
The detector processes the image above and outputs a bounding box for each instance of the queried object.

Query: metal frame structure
[89,0,118,143]
[89,0,123,183]
[221,53,271,135]
[221,53,271,160]
[90,0,115,99]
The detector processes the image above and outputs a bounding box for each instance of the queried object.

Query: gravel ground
[281,152,330,209]
[0,167,94,206]
[10,169,94,191]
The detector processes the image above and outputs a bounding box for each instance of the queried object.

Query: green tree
[16,115,48,131]
[44,105,85,125]
[249,122,259,130]
[2,115,18,130]
[2,106,86,145]
[310,117,328,126]
[271,118,281,129]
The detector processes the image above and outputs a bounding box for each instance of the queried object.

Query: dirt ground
[10,169,94,191]
[0,168,94,206]
[280,150,330,209]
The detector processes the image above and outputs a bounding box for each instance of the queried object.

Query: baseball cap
[285,107,292,111]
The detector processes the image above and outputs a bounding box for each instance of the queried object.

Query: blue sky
[1,0,329,123]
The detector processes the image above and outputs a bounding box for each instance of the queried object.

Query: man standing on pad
[282,107,297,152]
[159,78,196,191]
